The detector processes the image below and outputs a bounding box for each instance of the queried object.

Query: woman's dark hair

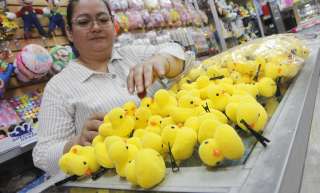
[66,0,113,57]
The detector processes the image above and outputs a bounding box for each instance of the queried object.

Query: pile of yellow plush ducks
[58,34,310,189]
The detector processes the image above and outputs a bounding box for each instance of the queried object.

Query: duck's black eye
[126,146,129,149]
[147,104,150,107]
[160,121,162,124]
[136,117,139,120]
[204,141,208,144]
[216,93,219,96]
[83,161,87,165]
[120,115,123,119]
[190,101,194,104]
[171,126,175,129]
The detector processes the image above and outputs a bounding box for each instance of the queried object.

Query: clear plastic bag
[128,0,144,10]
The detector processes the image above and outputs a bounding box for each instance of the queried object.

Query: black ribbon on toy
[91,167,108,180]
[202,102,211,113]
[168,143,179,172]
[240,119,270,147]
[253,64,261,81]
[209,75,224,81]
[275,77,282,102]
[55,175,78,186]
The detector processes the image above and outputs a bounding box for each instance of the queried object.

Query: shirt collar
[69,49,123,83]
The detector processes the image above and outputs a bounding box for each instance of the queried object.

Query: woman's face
[67,0,115,60]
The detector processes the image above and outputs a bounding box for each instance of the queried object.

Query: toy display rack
[47,46,319,193]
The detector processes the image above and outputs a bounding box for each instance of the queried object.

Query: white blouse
[32,43,186,176]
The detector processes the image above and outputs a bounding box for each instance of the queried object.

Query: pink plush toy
[14,44,52,82]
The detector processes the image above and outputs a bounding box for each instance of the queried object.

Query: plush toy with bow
[43,0,66,37]
[8,0,47,39]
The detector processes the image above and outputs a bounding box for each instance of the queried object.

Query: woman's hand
[127,54,184,97]
[63,112,104,153]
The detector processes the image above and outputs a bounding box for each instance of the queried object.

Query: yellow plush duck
[214,124,245,160]
[170,94,201,124]
[125,148,166,189]
[152,89,177,117]
[59,145,100,176]
[134,107,152,130]
[236,101,270,147]
[92,135,114,170]
[207,84,230,111]
[99,107,135,137]
[145,115,163,134]
[256,77,277,97]
[107,139,139,177]
[171,127,197,163]
[199,138,224,166]
[123,101,137,116]
[199,124,245,166]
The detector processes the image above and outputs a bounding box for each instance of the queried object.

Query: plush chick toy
[152,89,177,117]
[127,148,166,189]
[198,118,223,144]
[145,115,162,134]
[123,100,137,116]
[207,84,230,111]
[170,94,201,124]
[134,107,152,130]
[236,101,270,146]
[236,102,268,132]
[214,124,245,160]
[233,83,259,98]
[256,77,277,97]
[171,127,197,163]
[100,107,135,137]
[107,139,139,177]
[199,138,224,166]
[59,145,100,176]
[92,135,114,169]
[195,75,211,99]
[140,97,153,109]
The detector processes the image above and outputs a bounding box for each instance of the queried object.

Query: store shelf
[0,142,36,164]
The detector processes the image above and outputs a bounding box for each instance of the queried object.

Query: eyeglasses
[72,13,113,29]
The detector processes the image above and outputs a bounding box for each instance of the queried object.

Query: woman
[32,0,186,176]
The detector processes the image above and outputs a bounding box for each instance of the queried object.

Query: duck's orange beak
[84,168,91,176]
[213,149,221,157]
[151,121,157,126]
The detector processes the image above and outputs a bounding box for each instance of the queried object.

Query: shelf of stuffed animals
[37,34,316,193]
[109,0,221,58]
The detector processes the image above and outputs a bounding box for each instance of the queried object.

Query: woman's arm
[32,82,76,176]
[125,42,186,94]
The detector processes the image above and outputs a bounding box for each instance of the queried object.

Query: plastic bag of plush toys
[58,34,309,190]
[108,0,129,12]
[128,0,144,10]
[126,10,145,30]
